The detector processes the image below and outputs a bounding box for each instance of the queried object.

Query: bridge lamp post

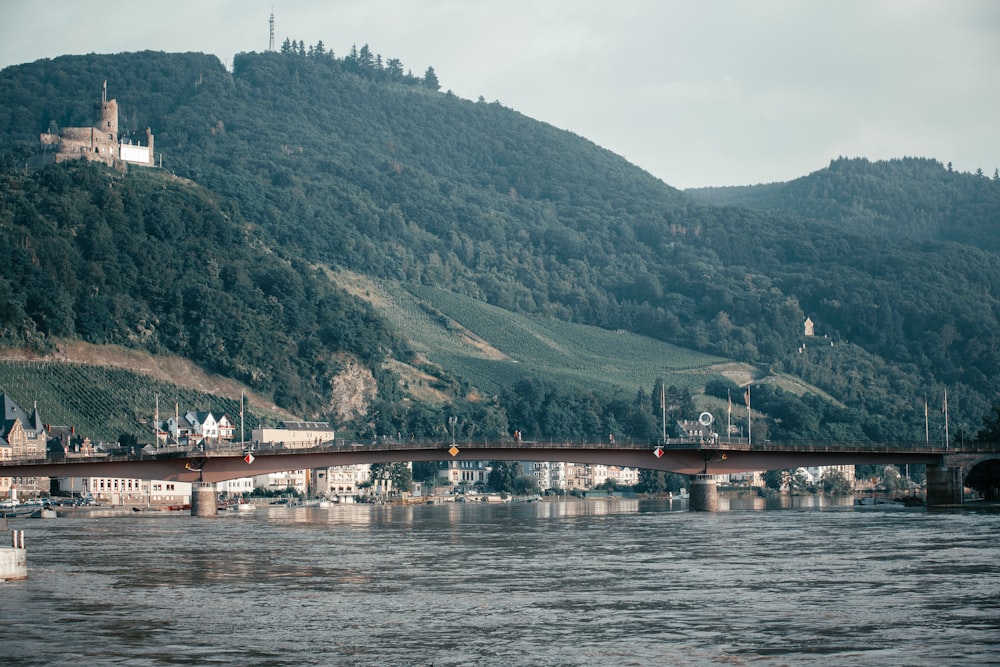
[449,416,457,448]
[380,468,393,503]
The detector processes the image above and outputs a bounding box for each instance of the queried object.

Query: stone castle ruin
[40,81,155,168]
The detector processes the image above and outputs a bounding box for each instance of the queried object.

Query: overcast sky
[2,0,997,188]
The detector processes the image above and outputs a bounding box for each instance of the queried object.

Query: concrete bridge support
[1,529,27,580]
[926,465,963,506]
[191,482,218,517]
[689,474,719,512]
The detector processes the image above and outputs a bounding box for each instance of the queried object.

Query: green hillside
[2,49,999,443]
[336,271,733,396]
[0,160,399,417]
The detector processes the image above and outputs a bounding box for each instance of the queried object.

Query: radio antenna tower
[268,9,275,52]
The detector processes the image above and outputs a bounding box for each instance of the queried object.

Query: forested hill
[2,49,1000,441]
[0,159,399,417]
[687,157,1000,252]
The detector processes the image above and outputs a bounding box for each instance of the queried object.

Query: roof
[1,392,41,437]
[280,421,332,431]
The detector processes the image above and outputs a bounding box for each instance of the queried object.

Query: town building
[1,393,50,500]
[217,477,255,498]
[521,460,567,492]
[566,462,592,491]
[1,393,46,460]
[438,459,490,490]
[251,421,336,449]
[157,409,235,447]
[54,476,191,506]
[675,419,717,442]
[594,464,639,488]
[254,469,308,496]
[313,464,369,502]
[252,421,338,497]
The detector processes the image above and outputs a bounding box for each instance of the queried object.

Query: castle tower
[145,127,155,165]
[97,80,119,139]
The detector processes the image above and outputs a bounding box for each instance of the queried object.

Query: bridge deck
[3,436,993,467]
[1,437,996,483]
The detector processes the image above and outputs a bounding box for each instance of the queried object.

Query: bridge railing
[2,436,998,468]
[137,436,1000,457]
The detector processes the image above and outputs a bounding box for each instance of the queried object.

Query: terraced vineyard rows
[365,275,733,395]
[0,361,280,443]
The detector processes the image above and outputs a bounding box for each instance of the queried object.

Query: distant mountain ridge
[1,49,999,443]
[688,156,1000,252]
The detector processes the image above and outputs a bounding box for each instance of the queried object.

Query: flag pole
[745,385,752,446]
[924,394,929,445]
[660,384,666,445]
[727,389,732,442]
[943,388,949,449]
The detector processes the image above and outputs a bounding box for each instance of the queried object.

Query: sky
[1,0,998,189]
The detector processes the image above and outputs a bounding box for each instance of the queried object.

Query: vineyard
[335,271,739,397]
[0,361,287,443]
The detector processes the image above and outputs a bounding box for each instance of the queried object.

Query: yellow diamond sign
[448,446,460,457]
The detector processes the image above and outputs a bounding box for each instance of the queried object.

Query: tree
[386,58,404,78]
[975,405,1000,442]
[411,461,438,482]
[595,478,620,492]
[788,469,812,493]
[882,465,903,494]
[637,469,666,493]
[764,469,786,491]
[423,66,440,91]
[358,44,375,70]
[820,469,852,495]
[369,461,412,493]
[636,469,686,494]
[512,474,540,496]
[487,460,520,493]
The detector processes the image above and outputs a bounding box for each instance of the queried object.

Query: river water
[2,498,998,666]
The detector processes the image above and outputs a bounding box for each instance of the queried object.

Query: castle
[39,81,155,168]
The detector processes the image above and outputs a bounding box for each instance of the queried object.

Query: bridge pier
[926,464,963,506]
[191,482,218,517]
[689,474,719,512]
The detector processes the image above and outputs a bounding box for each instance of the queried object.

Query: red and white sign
[653,447,664,458]
[244,452,255,464]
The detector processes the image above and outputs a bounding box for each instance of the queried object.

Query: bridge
[2,437,998,512]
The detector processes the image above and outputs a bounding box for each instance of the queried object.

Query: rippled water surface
[2,499,999,666]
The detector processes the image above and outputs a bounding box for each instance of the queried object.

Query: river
[2,498,998,666]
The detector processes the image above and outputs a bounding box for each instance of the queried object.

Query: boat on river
[0,505,38,518]
[855,497,904,507]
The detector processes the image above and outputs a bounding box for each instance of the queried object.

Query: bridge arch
[964,456,1000,500]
